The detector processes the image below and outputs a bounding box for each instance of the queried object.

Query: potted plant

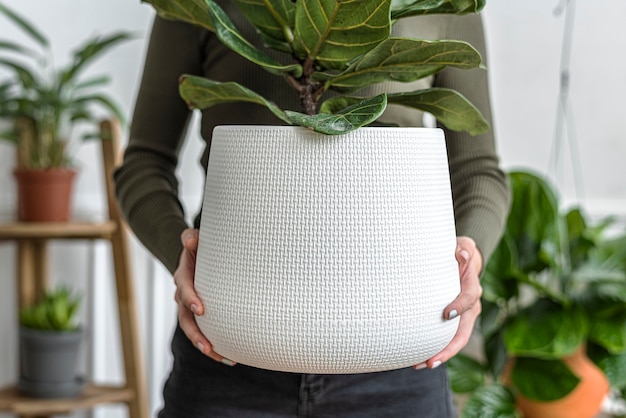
[18,286,84,398]
[0,1,132,221]
[143,0,492,373]
[448,170,626,418]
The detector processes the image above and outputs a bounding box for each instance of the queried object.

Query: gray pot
[19,327,84,398]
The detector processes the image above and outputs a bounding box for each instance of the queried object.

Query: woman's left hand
[413,236,483,370]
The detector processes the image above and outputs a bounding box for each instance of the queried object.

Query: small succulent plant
[20,286,81,331]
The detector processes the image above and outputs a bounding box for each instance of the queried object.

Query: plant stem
[297,58,322,115]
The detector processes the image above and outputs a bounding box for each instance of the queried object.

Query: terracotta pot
[512,347,610,418]
[13,168,77,222]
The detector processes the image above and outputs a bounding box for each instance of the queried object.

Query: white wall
[0,1,625,417]
[483,0,626,216]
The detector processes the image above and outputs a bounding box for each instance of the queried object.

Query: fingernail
[197,342,204,353]
[221,358,236,367]
[413,363,427,370]
[448,309,458,320]
[458,250,470,261]
[190,304,199,315]
[431,360,442,369]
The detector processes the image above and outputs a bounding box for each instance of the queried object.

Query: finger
[416,302,481,369]
[444,253,482,320]
[174,229,204,315]
[178,305,236,366]
[443,277,482,320]
[181,228,199,249]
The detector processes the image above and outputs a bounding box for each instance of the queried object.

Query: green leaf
[392,0,485,19]
[484,328,510,379]
[179,75,291,124]
[0,129,20,143]
[81,132,107,141]
[506,171,561,273]
[284,94,387,134]
[234,0,296,51]
[0,40,40,58]
[587,305,626,353]
[206,0,302,77]
[323,39,481,93]
[460,383,520,418]
[483,233,520,302]
[60,32,134,86]
[588,343,626,390]
[72,93,126,125]
[321,87,488,135]
[293,0,391,70]
[447,354,486,393]
[0,58,38,89]
[74,75,112,91]
[141,0,215,32]
[19,287,81,331]
[511,357,580,401]
[0,1,49,47]
[504,299,587,359]
[387,88,488,135]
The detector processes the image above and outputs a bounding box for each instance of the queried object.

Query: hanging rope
[548,0,586,202]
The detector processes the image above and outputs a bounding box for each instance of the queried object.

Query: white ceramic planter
[195,126,460,374]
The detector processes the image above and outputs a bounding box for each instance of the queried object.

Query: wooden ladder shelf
[0,120,149,418]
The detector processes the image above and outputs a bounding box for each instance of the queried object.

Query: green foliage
[143,0,489,135]
[20,286,81,331]
[447,354,486,393]
[460,384,520,418]
[450,170,626,412]
[0,1,132,168]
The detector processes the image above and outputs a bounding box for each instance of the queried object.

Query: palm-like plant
[0,1,132,168]
[143,0,489,135]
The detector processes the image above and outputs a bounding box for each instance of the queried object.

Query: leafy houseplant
[142,0,494,373]
[144,0,489,135]
[19,287,85,398]
[0,1,132,221]
[449,170,626,418]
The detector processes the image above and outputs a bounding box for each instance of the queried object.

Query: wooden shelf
[0,384,135,415]
[0,120,148,417]
[0,221,117,240]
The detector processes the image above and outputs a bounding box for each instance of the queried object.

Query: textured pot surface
[195,126,460,373]
[13,168,77,222]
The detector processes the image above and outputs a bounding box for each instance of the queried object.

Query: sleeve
[114,16,207,274]
[435,13,511,263]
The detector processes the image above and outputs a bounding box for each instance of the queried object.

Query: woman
[115,3,510,416]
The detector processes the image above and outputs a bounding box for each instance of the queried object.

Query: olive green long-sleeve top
[114,7,510,275]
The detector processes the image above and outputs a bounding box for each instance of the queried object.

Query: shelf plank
[0,384,134,415]
[0,221,117,240]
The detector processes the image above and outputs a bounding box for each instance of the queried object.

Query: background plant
[0,1,132,169]
[448,170,626,417]
[144,0,489,135]
[20,286,82,332]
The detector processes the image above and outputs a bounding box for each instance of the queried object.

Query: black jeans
[158,325,456,417]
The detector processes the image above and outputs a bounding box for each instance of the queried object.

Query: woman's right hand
[173,228,235,366]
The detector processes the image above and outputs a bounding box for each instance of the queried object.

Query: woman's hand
[173,228,235,366]
[414,236,483,370]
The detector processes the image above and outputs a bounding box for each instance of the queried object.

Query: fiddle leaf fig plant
[143,0,490,135]
[0,1,132,169]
